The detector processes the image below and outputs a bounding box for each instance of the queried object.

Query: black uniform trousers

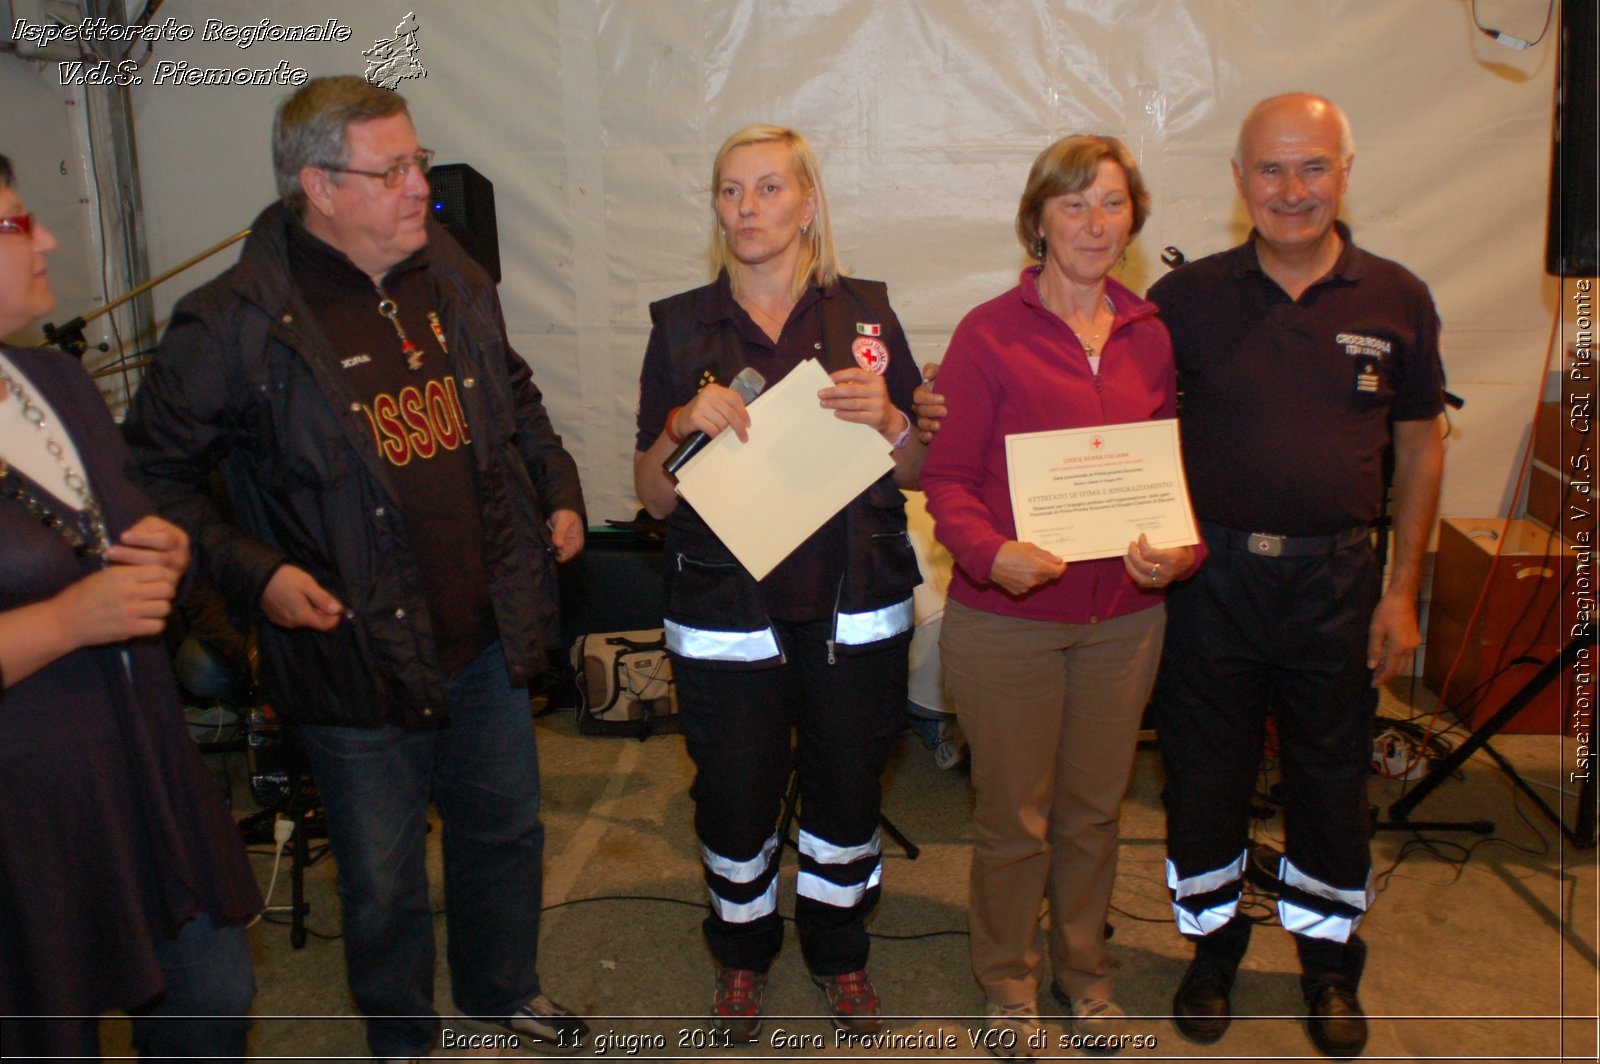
[674,619,907,976]
[1154,532,1379,981]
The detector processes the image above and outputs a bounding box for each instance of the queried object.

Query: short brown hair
[1015,135,1150,259]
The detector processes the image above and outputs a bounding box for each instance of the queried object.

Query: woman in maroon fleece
[921,134,1198,1058]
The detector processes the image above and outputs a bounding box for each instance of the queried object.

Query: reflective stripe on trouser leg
[709,878,778,923]
[798,826,881,866]
[702,832,781,885]
[1166,850,1248,937]
[797,863,883,907]
[1276,856,1374,942]
[702,832,781,924]
[796,827,883,908]
[788,619,905,975]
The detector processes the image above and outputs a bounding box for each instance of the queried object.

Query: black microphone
[663,366,766,476]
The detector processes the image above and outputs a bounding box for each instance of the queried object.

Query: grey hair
[272,76,410,211]
[1232,93,1355,171]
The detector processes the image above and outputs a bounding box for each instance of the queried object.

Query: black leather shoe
[1172,955,1234,1044]
[1304,978,1367,1058]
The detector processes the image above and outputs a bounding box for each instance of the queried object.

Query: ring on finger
[1150,563,1162,582]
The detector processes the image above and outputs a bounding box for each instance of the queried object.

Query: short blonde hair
[708,125,840,300]
[1015,134,1150,259]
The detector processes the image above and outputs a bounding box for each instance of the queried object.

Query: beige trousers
[941,598,1165,1006]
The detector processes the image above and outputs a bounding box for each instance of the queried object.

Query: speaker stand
[1377,635,1595,848]
[775,766,920,861]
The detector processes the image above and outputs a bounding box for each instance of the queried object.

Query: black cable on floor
[538,894,972,940]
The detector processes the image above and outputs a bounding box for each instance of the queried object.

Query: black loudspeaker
[427,163,501,283]
[1547,0,1598,276]
[556,527,668,646]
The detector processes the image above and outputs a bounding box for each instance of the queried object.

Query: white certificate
[1004,418,1198,563]
[674,358,893,580]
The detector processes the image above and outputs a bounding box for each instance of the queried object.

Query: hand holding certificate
[1005,418,1198,564]
[674,359,893,580]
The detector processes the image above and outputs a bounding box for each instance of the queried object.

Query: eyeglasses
[320,149,436,189]
[0,213,34,236]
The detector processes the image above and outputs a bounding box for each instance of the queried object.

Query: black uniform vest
[647,275,919,668]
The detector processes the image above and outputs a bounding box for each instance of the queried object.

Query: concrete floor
[101,685,1598,1062]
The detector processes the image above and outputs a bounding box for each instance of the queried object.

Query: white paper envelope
[674,359,893,580]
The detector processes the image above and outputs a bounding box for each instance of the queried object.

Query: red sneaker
[710,967,766,1042]
[813,969,884,1035]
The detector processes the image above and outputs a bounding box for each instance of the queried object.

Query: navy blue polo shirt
[1148,223,1445,537]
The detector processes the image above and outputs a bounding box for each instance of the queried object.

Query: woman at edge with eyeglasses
[0,154,260,1059]
[920,135,1200,1058]
[633,125,924,1039]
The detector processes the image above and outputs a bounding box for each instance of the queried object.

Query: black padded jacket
[124,203,584,728]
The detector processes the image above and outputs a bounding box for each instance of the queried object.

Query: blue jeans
[298,642,544,1058]
[173,636,253,705]
[19,913,255,1061]
[131,912,255,1061]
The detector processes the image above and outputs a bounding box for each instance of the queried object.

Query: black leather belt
[1200,521,1371,558]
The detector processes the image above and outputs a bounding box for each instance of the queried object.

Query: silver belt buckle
[1247,532,1285,557]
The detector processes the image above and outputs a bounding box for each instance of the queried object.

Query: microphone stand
[39,227,251,362]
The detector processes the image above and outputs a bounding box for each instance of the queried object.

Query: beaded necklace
[0,359,112,558]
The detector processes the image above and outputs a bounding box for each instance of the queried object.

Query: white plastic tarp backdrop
[5,0,1566,524]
